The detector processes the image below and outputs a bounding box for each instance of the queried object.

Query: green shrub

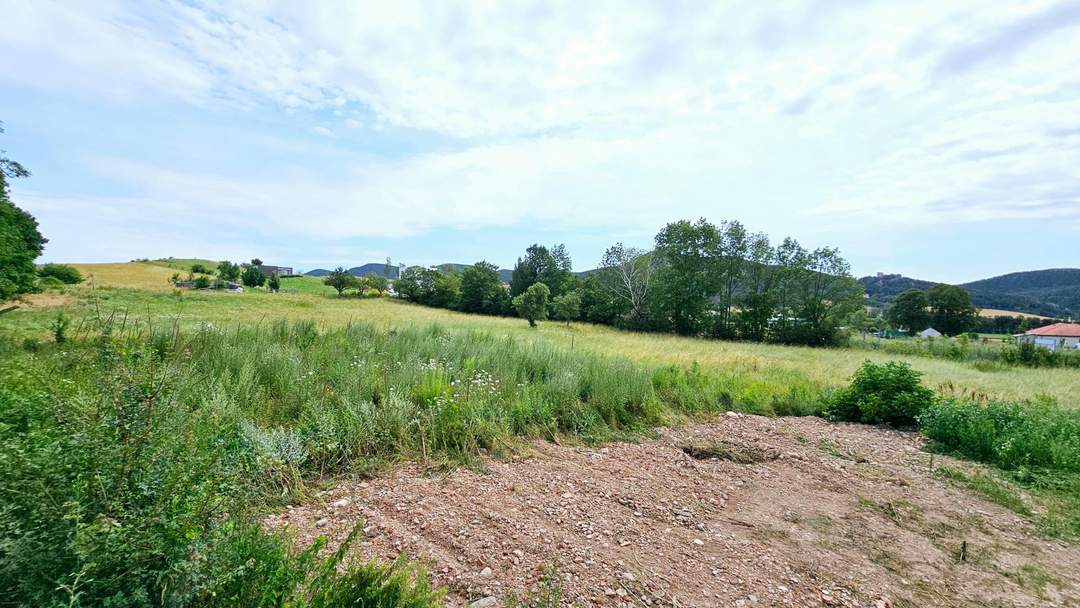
[37,275,65,290]
[920,398,1080,473]
[825,360,936,427]
[38,262,84,284]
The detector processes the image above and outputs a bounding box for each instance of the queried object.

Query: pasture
[6,263,1078,409]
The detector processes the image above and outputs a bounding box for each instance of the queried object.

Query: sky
[1,1,1079,283]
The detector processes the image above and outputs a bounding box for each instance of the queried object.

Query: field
[3,262,1080,607]
[8,274,1079,409]
[979,307,1051,319]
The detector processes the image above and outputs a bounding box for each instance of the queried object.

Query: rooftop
[1024,323,1080,337]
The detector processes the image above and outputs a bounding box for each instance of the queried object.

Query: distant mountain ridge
[860,268,1080,318]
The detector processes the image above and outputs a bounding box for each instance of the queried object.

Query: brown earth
[267,415,1080,607]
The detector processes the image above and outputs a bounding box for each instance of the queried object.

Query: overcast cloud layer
[1,1,1078,281]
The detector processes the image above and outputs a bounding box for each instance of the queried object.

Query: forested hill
[860,269,1080,318]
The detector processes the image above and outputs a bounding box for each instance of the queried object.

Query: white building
[1015,323,1080,352]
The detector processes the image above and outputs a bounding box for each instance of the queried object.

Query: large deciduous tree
[0,123,45,301]
[510,243,573,298]
[736,232,776,341]
[598,242,652,325]
[927,284,977,336]
[887,289,930,334]
[460,261,509,315]
[651,219,724,335]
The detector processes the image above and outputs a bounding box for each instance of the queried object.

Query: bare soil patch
[268,415,1080,607]
[14,292,75,309]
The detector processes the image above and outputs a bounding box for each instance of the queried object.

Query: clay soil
[267,414,1080,607]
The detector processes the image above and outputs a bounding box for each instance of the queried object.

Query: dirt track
[267,415,1080,607]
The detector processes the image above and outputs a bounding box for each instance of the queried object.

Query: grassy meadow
[6,272,1078,410]
[3,261,1079,606]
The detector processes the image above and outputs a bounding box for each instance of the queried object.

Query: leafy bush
[37,262,83,284]
[37,275,65,289]
[825,360,936,427]
[190,263,209,274]
[921,397,1080,538]
[1000,341,1067,368]
[920,398,1080,473]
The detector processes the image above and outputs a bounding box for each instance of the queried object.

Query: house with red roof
[1015,323,1080,352]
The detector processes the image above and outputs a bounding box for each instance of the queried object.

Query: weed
[934,467,1031,516]
[503,568,563,608]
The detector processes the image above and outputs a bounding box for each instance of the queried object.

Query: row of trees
[322,267,390,296]
[886,285,978,336]
[394,218,866,346]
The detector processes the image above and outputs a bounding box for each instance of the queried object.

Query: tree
[652,219,723,335]
[736,232,776,341]
[240,262,266,288]
[513,282,550,327]
[460,261,507,315]
[598,243,652,323]
[552,290,581,325]
[430,270,462,309]
[783,246,864,346]
[268,273,280,292]
[887,289,930,335]
[216,261,240,282]
[927,284,977,336]
[578,273,626,325]
[323,267,357,296]
[394,266,430,302]
[714,220,749,338]
[365,274,389,295]
[510,243,573,298]
[0,123,46,300]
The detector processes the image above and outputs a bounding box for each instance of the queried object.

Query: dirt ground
[267,415,1080,607]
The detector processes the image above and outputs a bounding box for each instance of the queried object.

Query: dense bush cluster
[37,262,83,285]
[921,398,1080,474]
[826,360,937,427]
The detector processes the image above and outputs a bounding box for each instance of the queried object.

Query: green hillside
[861,269,1080,318]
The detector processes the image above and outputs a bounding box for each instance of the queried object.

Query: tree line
[394,218,866,346]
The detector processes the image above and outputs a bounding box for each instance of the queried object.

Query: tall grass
[7,285,1079,408]
[0,318,696,606]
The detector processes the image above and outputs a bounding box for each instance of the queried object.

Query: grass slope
[5,265,1078,409]
[71,262,181,290]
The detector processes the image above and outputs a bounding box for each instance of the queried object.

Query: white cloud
[3,0,1080,247]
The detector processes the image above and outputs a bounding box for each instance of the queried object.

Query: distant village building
[1015,323,1080,352]
[258,264,294,277]
[918,327,942,338]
